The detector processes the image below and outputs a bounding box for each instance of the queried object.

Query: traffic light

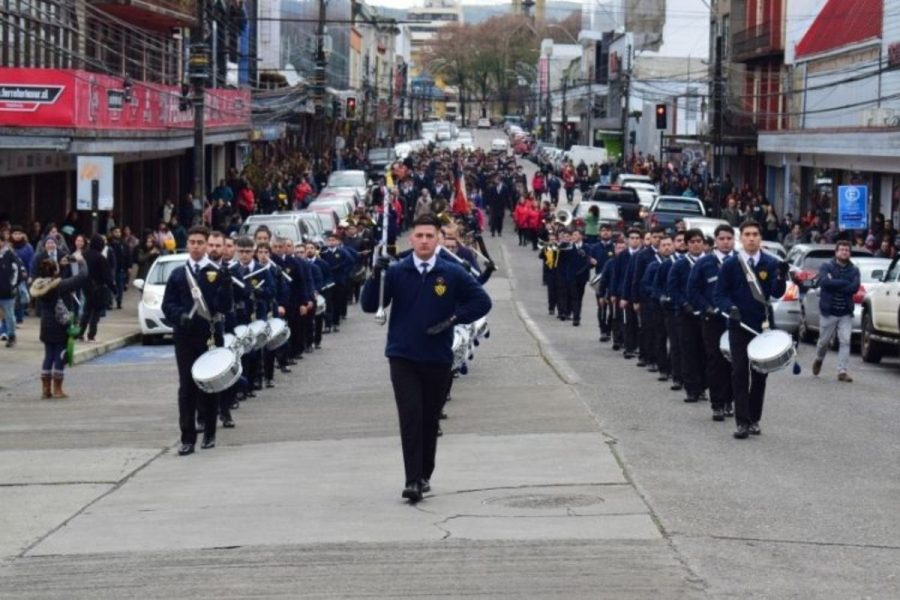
[655,104,667,129]
[179,83,192,112]
[345,96,357,119]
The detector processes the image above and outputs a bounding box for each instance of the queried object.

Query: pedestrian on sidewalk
[811,240,860,382]
[361,214,491,503]
[0,229,27,347]
[77,235,113,343]
[29,257,88,398]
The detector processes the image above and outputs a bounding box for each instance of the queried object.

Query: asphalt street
[0,131,897,599]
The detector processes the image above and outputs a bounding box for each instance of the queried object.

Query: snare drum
[233,324,253,354]
[719,331,731,362]
[452,325,470,371]
[315,292,327,316]
[266,317,291,350]
[747,330,795,374]
[191,348,242,394]
[223,333,242,356]
[248,319,270,351]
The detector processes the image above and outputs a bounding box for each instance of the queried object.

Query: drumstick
[717,310,761,336]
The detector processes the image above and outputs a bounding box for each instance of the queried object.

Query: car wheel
[860,310,883,364]
[797,308,815,344]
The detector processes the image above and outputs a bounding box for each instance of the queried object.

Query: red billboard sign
[0,68,250,132]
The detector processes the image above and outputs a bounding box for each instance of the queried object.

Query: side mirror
[133,279,145,291]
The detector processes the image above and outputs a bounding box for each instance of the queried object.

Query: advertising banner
[76,156,114,211]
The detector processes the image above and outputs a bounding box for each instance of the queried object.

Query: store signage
[0,67,249,131]
[837,185,868,230]
[76,156,114,212]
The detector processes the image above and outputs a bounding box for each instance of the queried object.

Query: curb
[72,333,142,366]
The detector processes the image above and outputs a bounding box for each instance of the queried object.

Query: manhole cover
[484,493,604,509]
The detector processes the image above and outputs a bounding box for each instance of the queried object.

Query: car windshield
[574,203,618,219]
[328,172,365,187]
[314,212,337,231]
[799,250,870,272]
[298,214,322,233]
[148,258,186,285]
[655,199,702,214]
[592,188,639,204]
[242,222,302,242]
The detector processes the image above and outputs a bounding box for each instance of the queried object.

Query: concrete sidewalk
[0,288,142,391]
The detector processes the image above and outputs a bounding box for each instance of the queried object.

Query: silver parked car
[798,257,892,344]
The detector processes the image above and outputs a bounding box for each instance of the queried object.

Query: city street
[0,132,898,599]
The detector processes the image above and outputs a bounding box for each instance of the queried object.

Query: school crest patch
[758,270,768,281]
[205,271,218,283]
[434,277,447,297]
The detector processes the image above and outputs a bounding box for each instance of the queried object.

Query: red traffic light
[655,103,667,129]
[346,97,357,118]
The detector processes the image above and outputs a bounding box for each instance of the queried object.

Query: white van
[565,145,608,167]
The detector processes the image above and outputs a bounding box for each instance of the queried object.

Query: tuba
[554,209,573,228]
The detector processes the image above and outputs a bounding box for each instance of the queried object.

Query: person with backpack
[0,229,27,347]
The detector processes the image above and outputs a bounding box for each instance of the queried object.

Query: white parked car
[477,117,491,129]
[323,170,368,205]
[133,253,188,343]
[490,138,510,153]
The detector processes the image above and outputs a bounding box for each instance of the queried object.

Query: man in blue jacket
[612,228,643,358]
[362,214,491,503]
[812,240,860,382]
[630,225,664,368]
[687,224,736,421]
[714,220,788,439]
[668,229,707,403]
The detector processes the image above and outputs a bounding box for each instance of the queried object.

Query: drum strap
[738,254,768,306]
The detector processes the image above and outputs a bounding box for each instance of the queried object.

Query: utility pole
[561,76,568,149]
[190,0,209,207]
[314,0,328,151]
[620,43,631,162]
[712,35,724,217]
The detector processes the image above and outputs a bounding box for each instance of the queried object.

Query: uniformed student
[667,228,707,403]
[256,242,289,387]
[361,214,492,503]
[303,242,329,350]
[321,231,358,330]
[559,229,593,326]
[230,236,275,392]
[554,230,573,320]
[598,236,625,347]
[655,232,682,388]
[643,233,674,377]
[612,228,643,358]
[589,225,616,341]
[714,220,788,439]
[687,224,736,421]
[206,230,237,428]
[161,225,233,456]
[629,226,664,367]
[539,234,561,316]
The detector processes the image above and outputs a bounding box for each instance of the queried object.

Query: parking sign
[837,185,868,230]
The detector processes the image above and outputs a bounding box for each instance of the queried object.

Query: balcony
[89,0,196,31]
[732,21,783,62]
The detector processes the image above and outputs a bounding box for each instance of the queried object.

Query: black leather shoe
[178,443,195,456]
[287,359,298,366]
[612,344,621,351]
[623,352,634,359]
[439,411,447,420]
[647,364,659,373]
[600,335,610,342]
[636,360,647,367]
[420,479,431,493]
[733,424,750,439]
[402,482,423,503]
[684,395,699,403]
[265,379,274,388]
[201,437,216,450]
[657,374,669,382]
[572,319,580,327]
[670,383,683,391]
[231,400,240,410]
[279,366,292,374]
[712,408,725,421]
[437,426,443,437]
[724,403,734,417]
[222,419,235,429]
[749,422,761,435]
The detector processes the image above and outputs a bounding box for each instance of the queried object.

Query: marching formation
[537,215,793,440]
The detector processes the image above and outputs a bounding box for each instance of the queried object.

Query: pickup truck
[646,196,705,232]
[587,185,642,224]
[860,254,900,363]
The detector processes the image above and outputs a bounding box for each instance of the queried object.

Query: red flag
[452,171,470,215]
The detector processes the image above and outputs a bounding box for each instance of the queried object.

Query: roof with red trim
[795,0,883,59]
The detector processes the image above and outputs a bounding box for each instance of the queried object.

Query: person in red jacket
[531,171,546,201]
[524,196,542,251]
[293,177,314,209]
[236,185,256,219]
[562,163,577,203]
[512,198,529,247]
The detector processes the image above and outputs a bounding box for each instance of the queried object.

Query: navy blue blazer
[714,252,787,332]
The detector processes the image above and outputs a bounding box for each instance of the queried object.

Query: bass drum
[266,317,291,350]
[191,348,242,394]
[748,330,796,374]
[315,292,327,316]
[719,331,731,362]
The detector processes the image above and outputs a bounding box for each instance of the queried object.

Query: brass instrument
[553,209,573,227]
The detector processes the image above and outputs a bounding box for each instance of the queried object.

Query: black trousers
[555,276,569,317]
[218,385,234,422]
[678,313,706,397]
[702,316,732,409]
[566,279,587,322]
[611,304,623,346]
[597,299,612,335]
[174,339,217,445]
[489,213,504,235]
[241,350,261,388]
[388,358,453,485]
[729,327,767,426]
[79,288,103,340]
[546,276,558,313]
[622,304,639,353]
[651,304,669,374]
[639,301,656,363]
[333,282,349,322]
[288,309,304,357]
[663,310,681,382]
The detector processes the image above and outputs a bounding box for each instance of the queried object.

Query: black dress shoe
[201,437,216,449]
[684,395,699,403]
[572,319,580,327]
[287,359,298,366]
[724,403,734,417]
[600,335,610,342]
[612,344,621,351]
[279,366,292,374]
[420,479,431,493]
[332,326,340,333]
[733,424,750,439]
[437,426,443,437]
[712,407,725,421]
[178,443,195,456]
[265,379,275,388]
[323,326,332,334]
[222,419,235,428]
[315,344,322,349]
[749,422,761,435]
[230,400,240,410]
[657,374,669,382]
[623,352,634,359]
[647,364,659,373]
[670,383,683,391]
[402,482,423,503]
[439,411,447,420]
[636,360,647,367]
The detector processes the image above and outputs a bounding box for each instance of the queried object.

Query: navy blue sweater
[714,252,787,331]
[162,263,233,343]
[361,254,492,364]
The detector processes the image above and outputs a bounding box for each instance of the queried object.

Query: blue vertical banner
[837,185,868,230]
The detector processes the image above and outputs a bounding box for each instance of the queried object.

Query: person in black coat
[29,257,89,398]
[484,174,511,237]
[77,235,113,342]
